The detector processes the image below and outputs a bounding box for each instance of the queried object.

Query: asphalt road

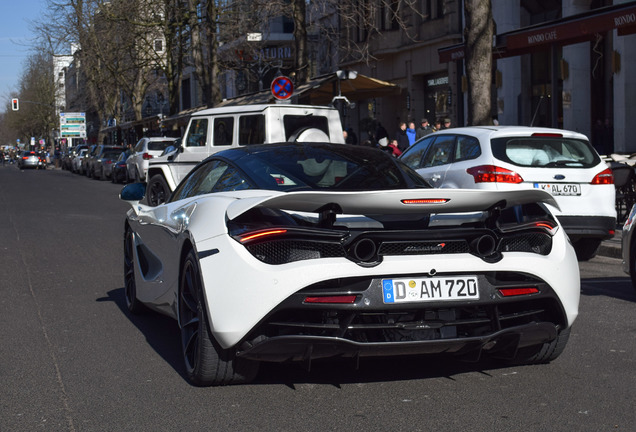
[1,165,635,432]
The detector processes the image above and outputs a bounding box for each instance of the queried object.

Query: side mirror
[120,183,146,202]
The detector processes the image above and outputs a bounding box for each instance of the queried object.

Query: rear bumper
[557,215,616,241]
[236,322,558,362]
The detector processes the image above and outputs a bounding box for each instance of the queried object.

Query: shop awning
[438,1,636,63]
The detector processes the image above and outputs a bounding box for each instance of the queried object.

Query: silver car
[17,151,42,169]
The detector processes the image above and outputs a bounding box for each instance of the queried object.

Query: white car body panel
[125,188,579,349]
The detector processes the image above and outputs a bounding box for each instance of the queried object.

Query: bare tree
[464,0,494,126]
[4,50,57,146]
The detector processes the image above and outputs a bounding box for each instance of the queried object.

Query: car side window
[213,117,234,146]
[422,135,455,167]
[400,136,434,169]
[186,119,209,147]
[455,135,481,162]
[170,160,250,201]
[239,115,265,145]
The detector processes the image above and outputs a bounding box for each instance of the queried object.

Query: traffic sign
[271,76,293,100]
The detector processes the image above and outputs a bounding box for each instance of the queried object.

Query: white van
[145,104,345,206]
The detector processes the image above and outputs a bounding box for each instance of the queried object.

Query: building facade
[340,0,636,153]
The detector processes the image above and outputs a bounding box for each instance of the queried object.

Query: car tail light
[466,165,523,183]
[531,133,563,137]
[22,156,28,160]
[590,168,614,185]
[142,153,153,160]
[401,198,450,204]
[304,295,357,304]
[238,229,288,243]
[498,287,540,297]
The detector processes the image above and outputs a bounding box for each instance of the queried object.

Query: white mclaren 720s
[120,141,580,386]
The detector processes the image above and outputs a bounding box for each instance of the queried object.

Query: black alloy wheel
[147,174,170,207]
[178,249,258,386]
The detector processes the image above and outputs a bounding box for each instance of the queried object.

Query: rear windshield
[491,136,600,168]
[148,140,176,151]
[103,151,122,160]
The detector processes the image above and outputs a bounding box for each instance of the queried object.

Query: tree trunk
[464,0,494,126]
[291,0,308,84]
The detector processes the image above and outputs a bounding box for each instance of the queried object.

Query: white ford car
[400,126,616,260]
[121,142,580,386]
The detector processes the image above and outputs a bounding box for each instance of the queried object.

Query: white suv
[126,137,179,182]
[400,126,616,260]
[144,103,345,206]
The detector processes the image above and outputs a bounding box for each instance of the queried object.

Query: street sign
[60,112,87,138]
[271,76,293,100]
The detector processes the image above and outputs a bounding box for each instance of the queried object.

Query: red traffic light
[11,98,19,111]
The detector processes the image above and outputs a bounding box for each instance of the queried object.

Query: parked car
[126,137,178,183]
[121,142,579,386]
[17,151,42,169]
[400,126,616,261]
[66,145,89,172]
[86,145,123,178]
[621,204,636,291]
[71,148,89,173]
[80,144,99,175]
[144,103,345,207]
[111,151,131,184]
[93,149,125,180]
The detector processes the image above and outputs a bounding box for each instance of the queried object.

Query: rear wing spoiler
[226,189,558,220]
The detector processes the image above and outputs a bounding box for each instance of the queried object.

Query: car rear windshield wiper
[543,160,583,167]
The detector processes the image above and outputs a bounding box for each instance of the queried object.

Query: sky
[0,0,49,111]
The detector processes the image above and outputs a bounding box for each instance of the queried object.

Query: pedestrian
[416,118,433,140]
[433,119,442,132]
[0,151,5,167]
[389,139,402,157]
[406,121,416,146]
[378,137,401,157]
[375,123,389,143]
[394,122,410,152]
[345,127,358,145]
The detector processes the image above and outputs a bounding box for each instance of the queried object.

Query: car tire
[179,249,259,386]
[147,174,170,206]
[629,241,636,292]
[511,327,571,365]
[573,238,601,261]
[124,226,145,314]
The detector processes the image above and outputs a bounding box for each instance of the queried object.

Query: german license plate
[533,183,581,196]
[382,276,479,304]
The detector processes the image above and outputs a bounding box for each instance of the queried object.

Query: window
[154,39,164,52]
[422,135,455,167]
[492,137,599,168]
[455,136,481,161]
[186,119,208,147]
[400,136,435,169]
[238,115,265,145]
[213,117,234,146]
[170,160,250,201]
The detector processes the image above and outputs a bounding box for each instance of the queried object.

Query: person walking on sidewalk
[395,122,410,152]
